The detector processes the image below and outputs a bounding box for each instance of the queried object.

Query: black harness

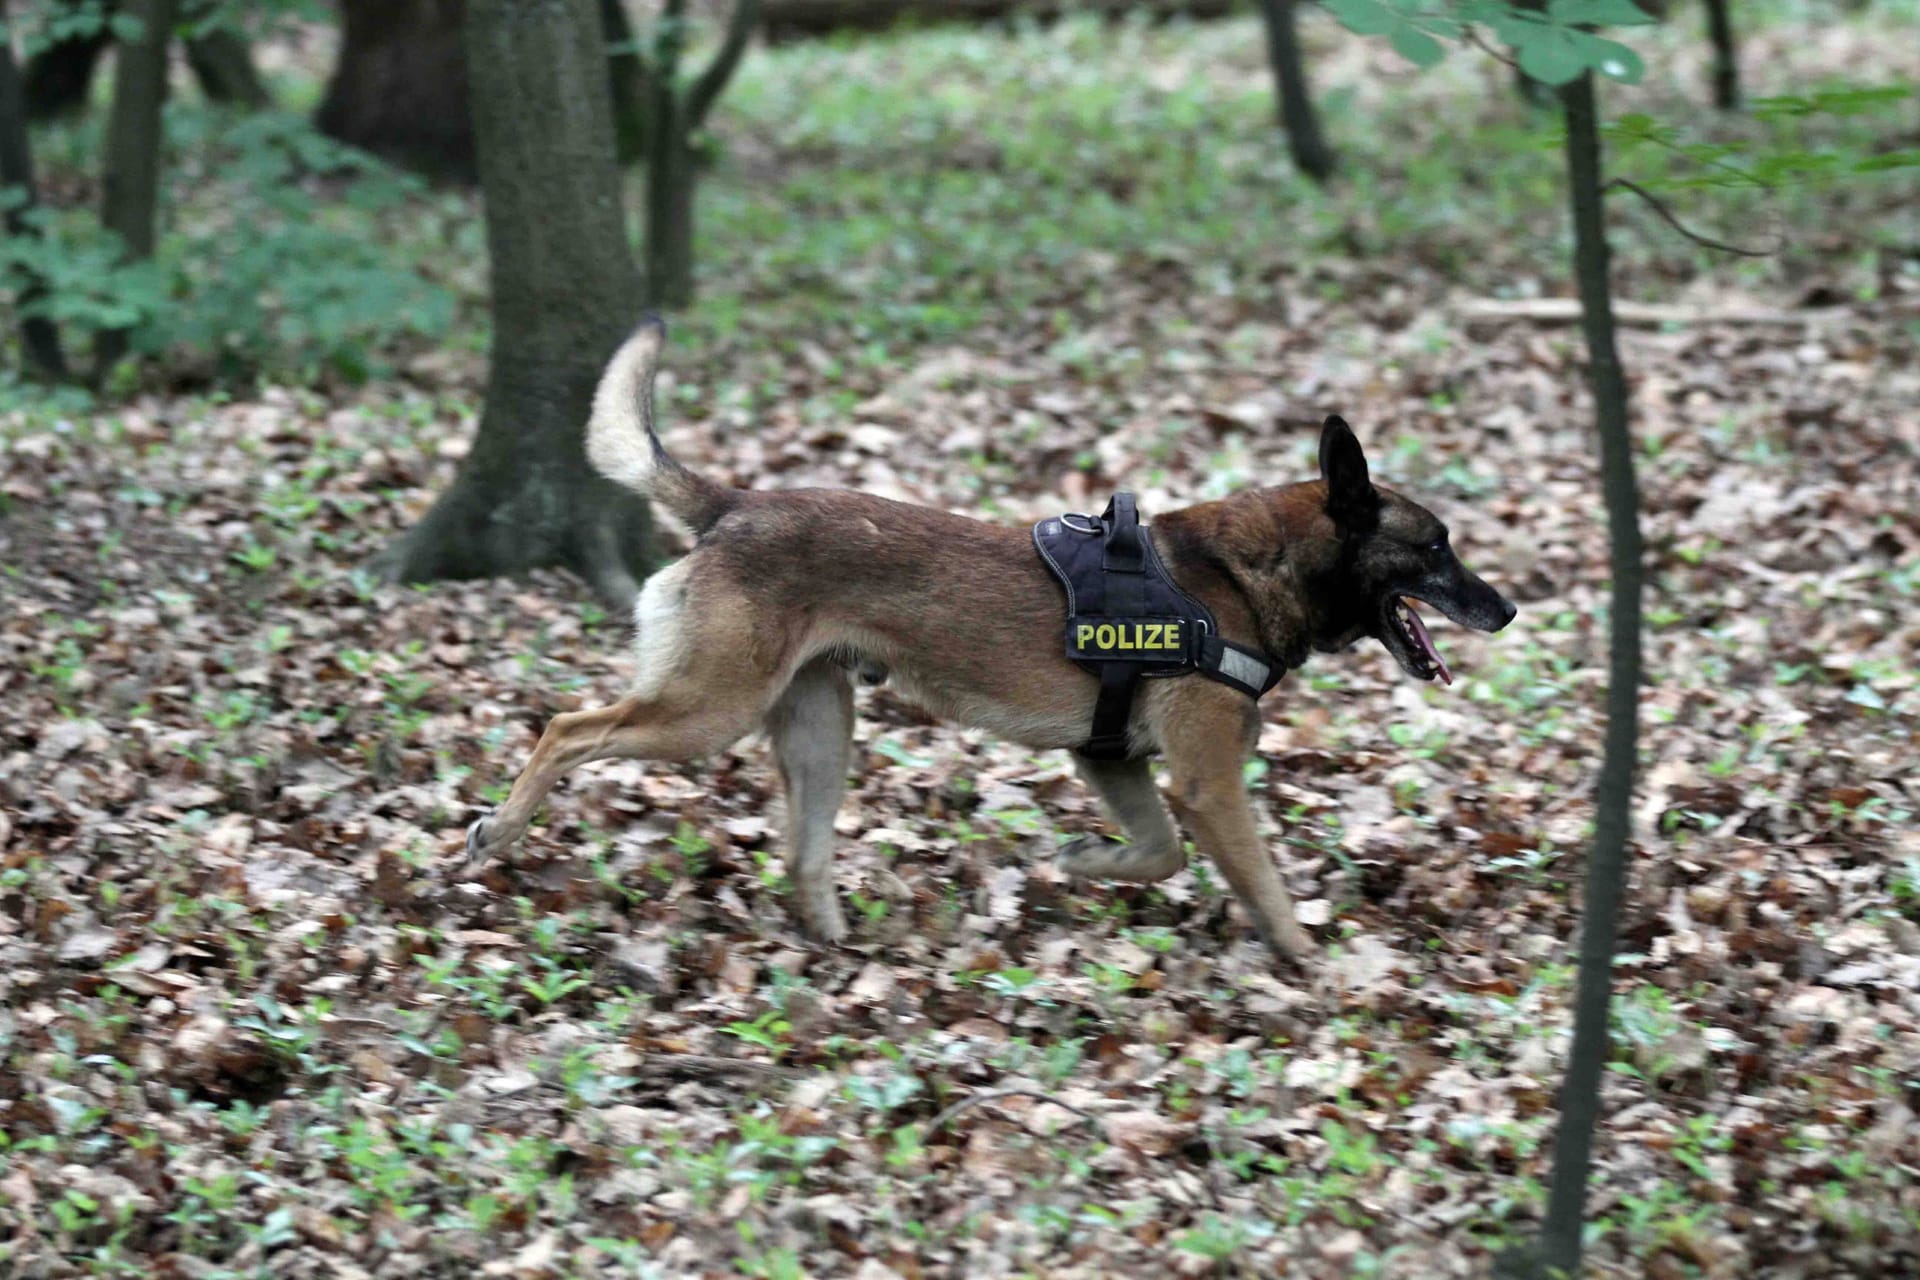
[1033,493,1285,760]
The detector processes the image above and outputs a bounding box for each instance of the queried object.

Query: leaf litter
[4,9,1920,1280]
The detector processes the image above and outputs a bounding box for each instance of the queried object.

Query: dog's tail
[586,315,734,536]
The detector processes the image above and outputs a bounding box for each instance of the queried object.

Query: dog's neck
[1151,485,1342,672]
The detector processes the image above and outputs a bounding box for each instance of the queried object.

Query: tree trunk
[95,0,177,375]
[317,0,476,182]
[21,1,264,117]
[1702,0,1738,110]
[762,0,1234,40]
[184,25,270,107]
[1533,69,1645,1280]
[1256,0,1333,184]
[645,137,698,309]
[643,5,695,312]
[602,0,647,165]
[372,0,653,607]
[0,0,70,379]
[317,0,648,181]
[22,0,109,118]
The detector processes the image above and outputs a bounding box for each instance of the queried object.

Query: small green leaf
[1854,150,1920,173]
[1513,27,1586,86]
[1324,0,1397,37]
[1547,0,1661,27]
[1576,32,1645,84]
[1389,23,1447,68]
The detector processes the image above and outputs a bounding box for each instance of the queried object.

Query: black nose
[1497,596,1518,630]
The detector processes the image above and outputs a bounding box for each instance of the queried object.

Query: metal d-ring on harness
[1033,492,1286,760]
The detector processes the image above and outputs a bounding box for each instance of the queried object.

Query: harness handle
[1101,492,1144,574]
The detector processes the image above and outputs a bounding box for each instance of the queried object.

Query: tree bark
[1702,0,1738,110]
[1256,0,1333,183]
[22,0,109,118]
[644,105,698,308]
[0,0,71,379]
[318,0,477,182]
[184,24,270,107]
[95,0,177,375]
[762,0,1234,40]
[640,0,759,307]
[1533,70,1644,1280]
[21,1,265,117]
[317,0,650,180]
[372,0,653,607]
[602,0,647,164]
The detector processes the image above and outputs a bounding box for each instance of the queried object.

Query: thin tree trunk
[1702,0,1738,110]
[645,134,698,308]
[0,0,70,379]
[185,25,269,107]
[642,0,759,307]
[1256,0,1333,183]
[95,0,178,375]
[643,1,694,312]
[1534,69,1644,1280]
[601,0,646,164]
[372,0,653,607]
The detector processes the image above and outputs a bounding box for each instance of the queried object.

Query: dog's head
[1311,416,1516,683]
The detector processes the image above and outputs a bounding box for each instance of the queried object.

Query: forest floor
[4,3,1920,1277]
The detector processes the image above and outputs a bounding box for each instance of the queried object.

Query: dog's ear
[1319,415,1379,529]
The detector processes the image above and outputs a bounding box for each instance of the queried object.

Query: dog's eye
[1426,535,1448,554]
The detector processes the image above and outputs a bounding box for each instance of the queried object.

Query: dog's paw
[796,901,849,947]
[806,917,849,947]
[465,812,517,864]
[1267,919,1318,965]
[1056,836,1183,884]
[1055,834,1122,873]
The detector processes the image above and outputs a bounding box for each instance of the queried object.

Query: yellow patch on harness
[1076,622,1182,653]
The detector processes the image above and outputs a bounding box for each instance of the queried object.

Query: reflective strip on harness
[1214,644,1271,692]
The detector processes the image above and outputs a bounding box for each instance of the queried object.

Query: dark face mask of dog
[1315,417,1517,683]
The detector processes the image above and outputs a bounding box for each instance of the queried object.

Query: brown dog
[465,320,1516,960]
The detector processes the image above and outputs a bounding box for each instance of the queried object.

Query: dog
[464,319,1516,960]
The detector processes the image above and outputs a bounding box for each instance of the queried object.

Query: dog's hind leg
[465,692,761,865]
[1057,755,1186,883]
[767,658,856,943]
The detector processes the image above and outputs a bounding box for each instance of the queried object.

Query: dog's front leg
[1059,755,1186,882]
[1161,698,1314,961]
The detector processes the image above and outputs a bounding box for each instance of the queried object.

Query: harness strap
[1083,663,1142,760]
[1034,491,1288,761]
[1099,493,1145,618]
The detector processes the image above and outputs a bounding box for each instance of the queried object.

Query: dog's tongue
[1405,600,1452,686]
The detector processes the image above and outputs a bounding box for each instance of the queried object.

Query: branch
[922,1087,1099,1135]
[1603,177,1774,257]
[686,0,762,129]
[1462,24,1518,70]
[1457,297,1811,328]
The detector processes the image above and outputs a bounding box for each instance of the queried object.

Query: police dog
[464,319,1516,961]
